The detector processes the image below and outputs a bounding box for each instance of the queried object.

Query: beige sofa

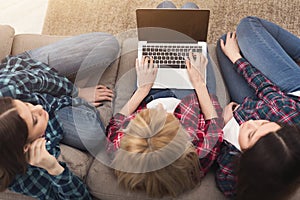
[0,23,229,200]
[1,0,300,199]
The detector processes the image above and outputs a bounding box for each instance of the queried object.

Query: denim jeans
[23,33,119,150]
[26,32,119,84]
[217,16,300,103]
[56,105,106,151]
[157,1,199,9]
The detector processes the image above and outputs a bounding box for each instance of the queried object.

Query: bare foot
[78,85,114,106]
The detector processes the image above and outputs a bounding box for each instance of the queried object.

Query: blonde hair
[112,107,203,197]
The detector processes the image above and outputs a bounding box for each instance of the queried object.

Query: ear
[23,143,30,153]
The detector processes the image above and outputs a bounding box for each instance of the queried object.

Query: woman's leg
[237,16,300,93]
[181,2,199,9]
[25,32,119,82]
[157,1,177,8]
[217,34,256,103]
[56,105,106,152]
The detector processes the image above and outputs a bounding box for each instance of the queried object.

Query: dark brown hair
[0,97,28,191]
[237,123,300,200]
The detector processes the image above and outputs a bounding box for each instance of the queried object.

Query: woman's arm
[186,52,217,120]
[220,32,286,101]
[106,57,157,150]
[119,57,157,116]
[10,138,92,199]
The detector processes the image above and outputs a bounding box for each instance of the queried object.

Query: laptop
[136,9,210,89]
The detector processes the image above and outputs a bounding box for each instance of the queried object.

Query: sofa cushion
[58,144,94,181]
[87,158,226,200]
[0,25,15,61]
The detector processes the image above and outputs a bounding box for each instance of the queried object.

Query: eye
[248,131,255,140]
[32,115,38,125]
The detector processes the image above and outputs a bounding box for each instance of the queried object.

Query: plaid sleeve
[175,94,224,173]
[234,58,285,101]
[0,56,78,99]
[106,113,127,151]
[9,163,92,200]
[49,162,92,200]
[215,141,241,198]
[106,102,147,151]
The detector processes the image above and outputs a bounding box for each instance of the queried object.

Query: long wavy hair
[237,123,300,200]
[112,108,203,197]
[0,97,28,191]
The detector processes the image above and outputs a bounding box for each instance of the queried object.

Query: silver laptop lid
[136,9,210,43]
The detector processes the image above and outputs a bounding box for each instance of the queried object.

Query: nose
[247,120,268,129]
[31,104,43,114]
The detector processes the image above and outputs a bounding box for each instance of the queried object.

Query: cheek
[238,129,249,150]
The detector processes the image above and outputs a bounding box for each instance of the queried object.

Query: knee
[181,2,199,9]
[237,16,261,30]
[95,33,119,51]
[90,32,120,59]
[157,1,176,8]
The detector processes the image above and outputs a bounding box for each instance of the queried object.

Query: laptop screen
[136,9,210,43]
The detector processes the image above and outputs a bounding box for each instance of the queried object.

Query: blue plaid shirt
[215,58,300,198]
[0,55,92,200]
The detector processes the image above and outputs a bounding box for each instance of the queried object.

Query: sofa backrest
[42,0,300,43]
[0,25,14,61]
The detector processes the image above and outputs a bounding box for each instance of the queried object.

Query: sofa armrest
[11,34,68,56]
[0,25,15,61]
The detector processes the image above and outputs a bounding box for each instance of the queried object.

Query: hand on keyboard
[186,51,207,87]
[136,56,158,92]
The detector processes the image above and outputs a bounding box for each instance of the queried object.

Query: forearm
[234,58,282,99]
[194,82,217,120]
[119,88,149,116]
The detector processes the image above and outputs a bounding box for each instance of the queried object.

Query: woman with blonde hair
[106,51,224,197]
[112,107,203,197]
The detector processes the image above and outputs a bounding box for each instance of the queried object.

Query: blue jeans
[157,1,199,9]
[26,32,119,83]
[217,16,300,103]
[24,33,120,150]
[56,105,106,151]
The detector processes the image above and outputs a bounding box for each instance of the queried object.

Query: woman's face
[239,120,281,150]
[14,100,49,143]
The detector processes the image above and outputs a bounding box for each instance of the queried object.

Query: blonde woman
[106,52,224,197]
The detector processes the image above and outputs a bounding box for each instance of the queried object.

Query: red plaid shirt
[216,58,300,198]
[106,93,224,173]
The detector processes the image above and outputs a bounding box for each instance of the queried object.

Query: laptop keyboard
[142,43,202,68]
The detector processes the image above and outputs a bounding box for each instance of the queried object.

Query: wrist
[230,54,242,63]
[194,82,207,91]
[136,87,150,98]
[47,162,64,176]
